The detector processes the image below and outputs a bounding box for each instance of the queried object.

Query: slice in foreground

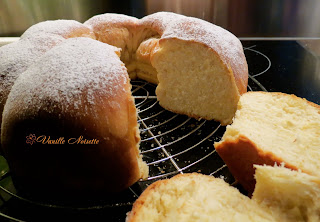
[126,173,279,222]
[127,167,320,222]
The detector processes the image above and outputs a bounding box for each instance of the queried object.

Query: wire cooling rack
[0,45,270,221]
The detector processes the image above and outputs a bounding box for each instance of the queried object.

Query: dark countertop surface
[242,39,320,105]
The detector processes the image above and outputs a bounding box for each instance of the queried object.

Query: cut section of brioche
[85,12,248,125]
[152,39,241,125]
[127,167,320,222]
[126,173,279,222]
[214,91,320,193]
[253,165,320,222]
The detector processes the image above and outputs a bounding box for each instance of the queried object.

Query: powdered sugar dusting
[142,12,243,64]
[21,20,89,39]
[4,38,127,119]
[0,34,65,110]
[140,12,185,34]
[85,13,139,28]
[0,20,93,116]
[166,16,245,71]
[1,12,248,119]
[141,12,248,92]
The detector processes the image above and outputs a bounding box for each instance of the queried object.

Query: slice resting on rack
[126,165,320,222]
[215,91,320,193]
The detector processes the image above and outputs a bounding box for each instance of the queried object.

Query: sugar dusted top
[85,13,139,29]
[3,38,127,119]
[141,12,248,94]
[21,20,92,39]
[0,19,94,116]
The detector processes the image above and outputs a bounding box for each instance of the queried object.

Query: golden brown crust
[127,179,167,222]
[215,134,301,194]
[127,173,205,222]
[0,21,95,152]
[1,38,145,197]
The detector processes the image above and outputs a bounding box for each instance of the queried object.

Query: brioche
[126,173,278,222]
[140,13,248,124]
[84,12,249,124]
[1,37,148,196]
[0,12,248,195]
[215,91,320,193]
[127,166,320,222]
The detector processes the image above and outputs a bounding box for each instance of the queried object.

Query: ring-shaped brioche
[0,12,248,195]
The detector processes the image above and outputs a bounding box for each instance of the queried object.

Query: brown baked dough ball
[1,38,148,197]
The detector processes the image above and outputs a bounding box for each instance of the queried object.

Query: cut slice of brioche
[127,167,320,222]
[253,165,320,222]
[126,173,280,222]
[214,91,320,193]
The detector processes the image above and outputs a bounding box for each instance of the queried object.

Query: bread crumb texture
[254,165,320,222]
[217,91,320,177]
[127,168,320,222]
[127,173,276,222]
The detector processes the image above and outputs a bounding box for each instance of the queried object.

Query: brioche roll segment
[1,38,147,195]
[0,20,95,151]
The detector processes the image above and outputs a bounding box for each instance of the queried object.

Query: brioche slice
[126,173,279,222]
[127,167,320,222]
[253,165,320,222]
[214,91,320,193]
